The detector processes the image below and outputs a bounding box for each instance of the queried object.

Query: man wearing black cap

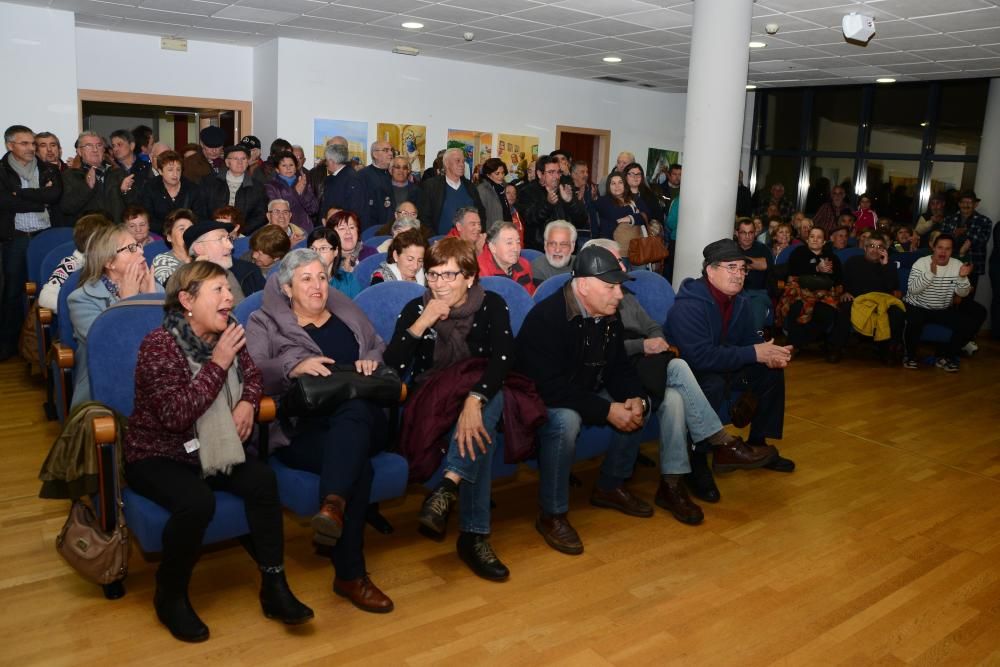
[183,126,226,183]
[665,239,796,499]
[183,220,264,302]
[200,144,267,236]
[240,135,266,183]
[515,245,655,555]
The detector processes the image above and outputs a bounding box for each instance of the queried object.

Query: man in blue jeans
[515,245,654,555]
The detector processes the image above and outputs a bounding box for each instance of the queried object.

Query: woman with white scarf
[370,228,426,286]
[124,261,312,643]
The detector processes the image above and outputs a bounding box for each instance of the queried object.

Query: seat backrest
[628,269,675,326]
[39,241,76,291]
[367,235,391,249]
[232,236,251,259]
[234,290,263,326]
[353,281,425,342]
[533,273,571,303]
[28,228,75,284]
[835,247,864,263]
[354,252,387,288]
[142,240,169,265]
[429,235,446,245]
[479,276,534,335]
[774,245,795,265]
[520,248,543,263]
[87,295,166,416]
[56,272,82,347]
[360,226,380,241]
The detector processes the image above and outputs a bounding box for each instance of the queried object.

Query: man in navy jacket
[665,239,796,500]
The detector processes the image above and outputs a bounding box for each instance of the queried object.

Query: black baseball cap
[183,220,233,251]
[702,238,750,268]
[240,135,261,150]
[572,245,633,284]
[199,126,225,148]
[224,144,250,158]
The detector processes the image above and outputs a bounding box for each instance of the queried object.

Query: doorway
[555,125,611,183]
[78,90,251,152]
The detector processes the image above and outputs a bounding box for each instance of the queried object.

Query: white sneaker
[962,341,978,356]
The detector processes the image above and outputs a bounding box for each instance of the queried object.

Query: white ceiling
[12,0,1000,90]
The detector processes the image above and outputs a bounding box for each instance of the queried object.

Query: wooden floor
[3,341,1000,666]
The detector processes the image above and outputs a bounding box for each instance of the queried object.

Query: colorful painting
[447,129,492,181]
[646,148,682,186]
[313,118,368,164]
[497,133,539,180]
[376,123,426,174]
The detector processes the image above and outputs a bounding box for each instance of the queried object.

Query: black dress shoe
[456,532,509,581]
[260,570,314,625]
[417,484,457,537]
[684,451,720,503]
[154,589,209,643]
[655,478,704,525]
[764,455,796,472]
[366,503,394,534]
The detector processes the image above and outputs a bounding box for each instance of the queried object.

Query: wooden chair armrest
[38,307,53,325]
[667,345,680,358]
[25,281,37,298]
[400,383,408,402]
[92,415,117,444]
[52,341,74,369]
[257,396,276,423]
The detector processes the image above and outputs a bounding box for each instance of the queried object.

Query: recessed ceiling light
[746,84,757,90]
[749,41,766,48]
[876,77,896,83]
[603,56,622,63]
[401,21,423,29]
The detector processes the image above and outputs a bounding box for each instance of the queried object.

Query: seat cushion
[269,452,409,516]
[122,488,249,554]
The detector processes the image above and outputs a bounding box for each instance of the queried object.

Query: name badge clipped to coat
[183,438,201,454]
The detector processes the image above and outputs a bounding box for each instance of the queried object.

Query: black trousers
[275,399,385,581]
[695,364,785,443]
[990,269,1000,340]
[843,301,905,348]
[125,457,283,592]
[786,301,850,351]
[902,299,987,359]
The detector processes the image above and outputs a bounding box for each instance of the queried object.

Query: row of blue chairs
[82,270,677,559]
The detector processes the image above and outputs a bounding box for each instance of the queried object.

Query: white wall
[0,4,78,146]
[269,38,686,172]
[75,27,252,101]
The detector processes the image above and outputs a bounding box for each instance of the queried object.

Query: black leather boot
[684,450,721,503]
[456,532,509,581]
[260,568,314,625]
[154,571,209,643]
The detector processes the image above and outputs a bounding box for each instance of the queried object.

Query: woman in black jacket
[138,150,205,234]
[782,226,849,361]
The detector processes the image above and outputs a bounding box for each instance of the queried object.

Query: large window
[751,80,988,223]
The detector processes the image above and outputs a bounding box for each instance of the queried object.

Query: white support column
[973,78,1000,329]
[674,0,754,282]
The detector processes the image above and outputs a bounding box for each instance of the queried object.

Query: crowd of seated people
[4,122,997,644]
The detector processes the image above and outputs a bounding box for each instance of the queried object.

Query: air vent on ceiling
[593,75,632,83]
[639,83,656,88]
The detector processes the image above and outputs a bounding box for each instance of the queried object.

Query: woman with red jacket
[124,261,312,643]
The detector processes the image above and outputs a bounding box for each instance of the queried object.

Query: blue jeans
[444,392,504,535]
[536,391,645,515]
[657,359,724,474]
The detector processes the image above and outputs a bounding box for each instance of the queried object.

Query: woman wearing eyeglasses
[383,238,544,582]
[67,224,162,407]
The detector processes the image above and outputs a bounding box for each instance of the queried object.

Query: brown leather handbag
[56,498,129,585]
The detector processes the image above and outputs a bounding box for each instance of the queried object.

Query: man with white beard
[531,220,576,283]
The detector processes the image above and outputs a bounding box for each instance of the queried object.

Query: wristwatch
[469,392,487,408]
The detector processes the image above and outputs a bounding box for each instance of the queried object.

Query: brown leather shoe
[655,478,704,525]
[333,575,394,614]
[590,486,654,518]
[712,436,776,472]
[535,512,584,555]
[311,494,345,546]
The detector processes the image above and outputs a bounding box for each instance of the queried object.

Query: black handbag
[281,364,406,418]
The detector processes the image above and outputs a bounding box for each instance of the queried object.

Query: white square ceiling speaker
[842,13,876,43]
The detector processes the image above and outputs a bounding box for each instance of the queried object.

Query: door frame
[555,125,611,182]
[78,89,252,141]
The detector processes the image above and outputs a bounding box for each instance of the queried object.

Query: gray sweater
[617,292,664,357]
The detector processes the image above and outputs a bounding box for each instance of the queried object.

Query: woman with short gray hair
[245,249,394,614]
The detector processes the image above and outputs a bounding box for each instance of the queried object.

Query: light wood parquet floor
[2,339,1000,666]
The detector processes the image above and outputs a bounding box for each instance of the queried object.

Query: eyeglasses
[116,242,142,254]
[311,245,335,253]
[197,235,231,245]
[425,270,462,283]
[373,147,392,153]
[79,143,103,150]
[716,263,748,274]
[269,209,292,216]
[867,244,885,250]
[546,241,573,250]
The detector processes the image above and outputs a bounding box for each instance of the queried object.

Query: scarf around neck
[9,154,51,226]
[422,282,485,377]
[163,309,245,477]
[489,179,512,220]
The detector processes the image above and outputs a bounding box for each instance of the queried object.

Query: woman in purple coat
[264,151,318,232]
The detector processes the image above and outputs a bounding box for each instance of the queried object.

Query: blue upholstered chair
[25,227,75,309]
[774,245,796,265]
[897,263,951,344]
[533,273,571,303]
[479,276,534,335]
[232,236,251,259]
[35,241,75,368]
[520,248,543,263]
[87,295,276,554]
[50,272,81,422]
[353,280,425,342]
[429,234,446,245]
[366,235,391,249]
[628,269,675,327]
[233,290,263,326]
[360,226,380,242]
[354,252,387,288]
[835,247,864,263]
[142,240,169,265]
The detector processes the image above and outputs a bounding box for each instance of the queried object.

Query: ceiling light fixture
[875,77,896,83]
[401,21,423,29]
[603,56,622,63]
[749,41,766,48]
[746,84,757,90]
